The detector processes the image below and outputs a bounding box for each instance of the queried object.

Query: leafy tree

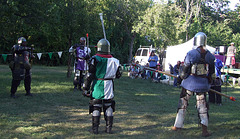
[225,7,240,34]
[101,0,152,64]
[203,21,232,47]
[232,33,240,62]
[0,0,48,52]
[175,0,204,40]
[133,2,186,48]
[175,0,230,40]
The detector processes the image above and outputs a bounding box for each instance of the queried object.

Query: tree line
[0,0,239,65]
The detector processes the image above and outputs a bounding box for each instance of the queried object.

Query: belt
[91,99,113,104]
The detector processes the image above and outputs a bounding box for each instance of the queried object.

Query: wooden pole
[144,67,236,101]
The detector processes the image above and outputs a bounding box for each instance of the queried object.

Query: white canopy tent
[165,38,216,71]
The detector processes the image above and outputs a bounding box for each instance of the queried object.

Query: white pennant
[37,53,42,60]
[58,51,63,58]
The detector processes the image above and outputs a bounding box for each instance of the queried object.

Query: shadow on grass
[0,65,240,138]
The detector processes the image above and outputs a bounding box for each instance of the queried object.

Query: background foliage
[0,0,240,65]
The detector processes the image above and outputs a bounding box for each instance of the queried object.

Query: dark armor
[179,64,191,79]
[10,37,33,98]
[11,45,32,80]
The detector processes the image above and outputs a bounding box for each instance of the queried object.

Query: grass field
[0,65,240,139]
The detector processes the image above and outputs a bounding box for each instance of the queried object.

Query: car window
[136,49,142,56]
[142,49,148,56]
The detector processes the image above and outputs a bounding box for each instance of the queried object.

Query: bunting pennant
[2,54,7,62]
[1,51,67,61]
[48,52,53,59]
[37,53,42,60]
[58,51,63,58]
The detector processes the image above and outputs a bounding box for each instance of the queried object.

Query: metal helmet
[193,32,207,49]
[80,37,86,45]
[18,37,27,45]
[97,39,110,54]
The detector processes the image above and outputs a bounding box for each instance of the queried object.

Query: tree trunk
[124,22,136,64]
[128,32,136,64]
[67,34,73,78]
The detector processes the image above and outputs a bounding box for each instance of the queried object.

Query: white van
[134,45,157,66]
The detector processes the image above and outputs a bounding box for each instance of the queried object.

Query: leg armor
[89,99,103,134]
[10,79,21,95]
[24,69,31,92]
[92,116,100,134]
[196,92,209,126]
[105,116,113,134]
[89,99,103,115]
[103,99,115,117]
[103,99,115,134]
[80,70,84,84]
[174,88,192,128]
[73,70,80,88]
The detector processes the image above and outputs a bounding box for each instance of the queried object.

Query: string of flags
[0,51,67,62]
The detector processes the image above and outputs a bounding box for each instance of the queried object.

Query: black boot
[78,86,83,91]
[105,116,113,134]
[10,93,17,98]
[202,124,211,137]
[91,116,100,134]
[25,90,33,96]
[74,86,78,91]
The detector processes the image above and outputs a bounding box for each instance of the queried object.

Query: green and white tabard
[91,55,120,100]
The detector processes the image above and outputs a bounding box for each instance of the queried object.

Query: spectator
[169,63,174,74]
[129,60,140,79]
[148,51,158,69]
[173,61,181,87]
[226,42,236,68]
[209,58,223,106]
[142,63,151,79]
[152,63,162,83]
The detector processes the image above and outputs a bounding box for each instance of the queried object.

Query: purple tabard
[75,47,86,70]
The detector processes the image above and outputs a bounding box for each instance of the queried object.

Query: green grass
[0,65,240,139]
